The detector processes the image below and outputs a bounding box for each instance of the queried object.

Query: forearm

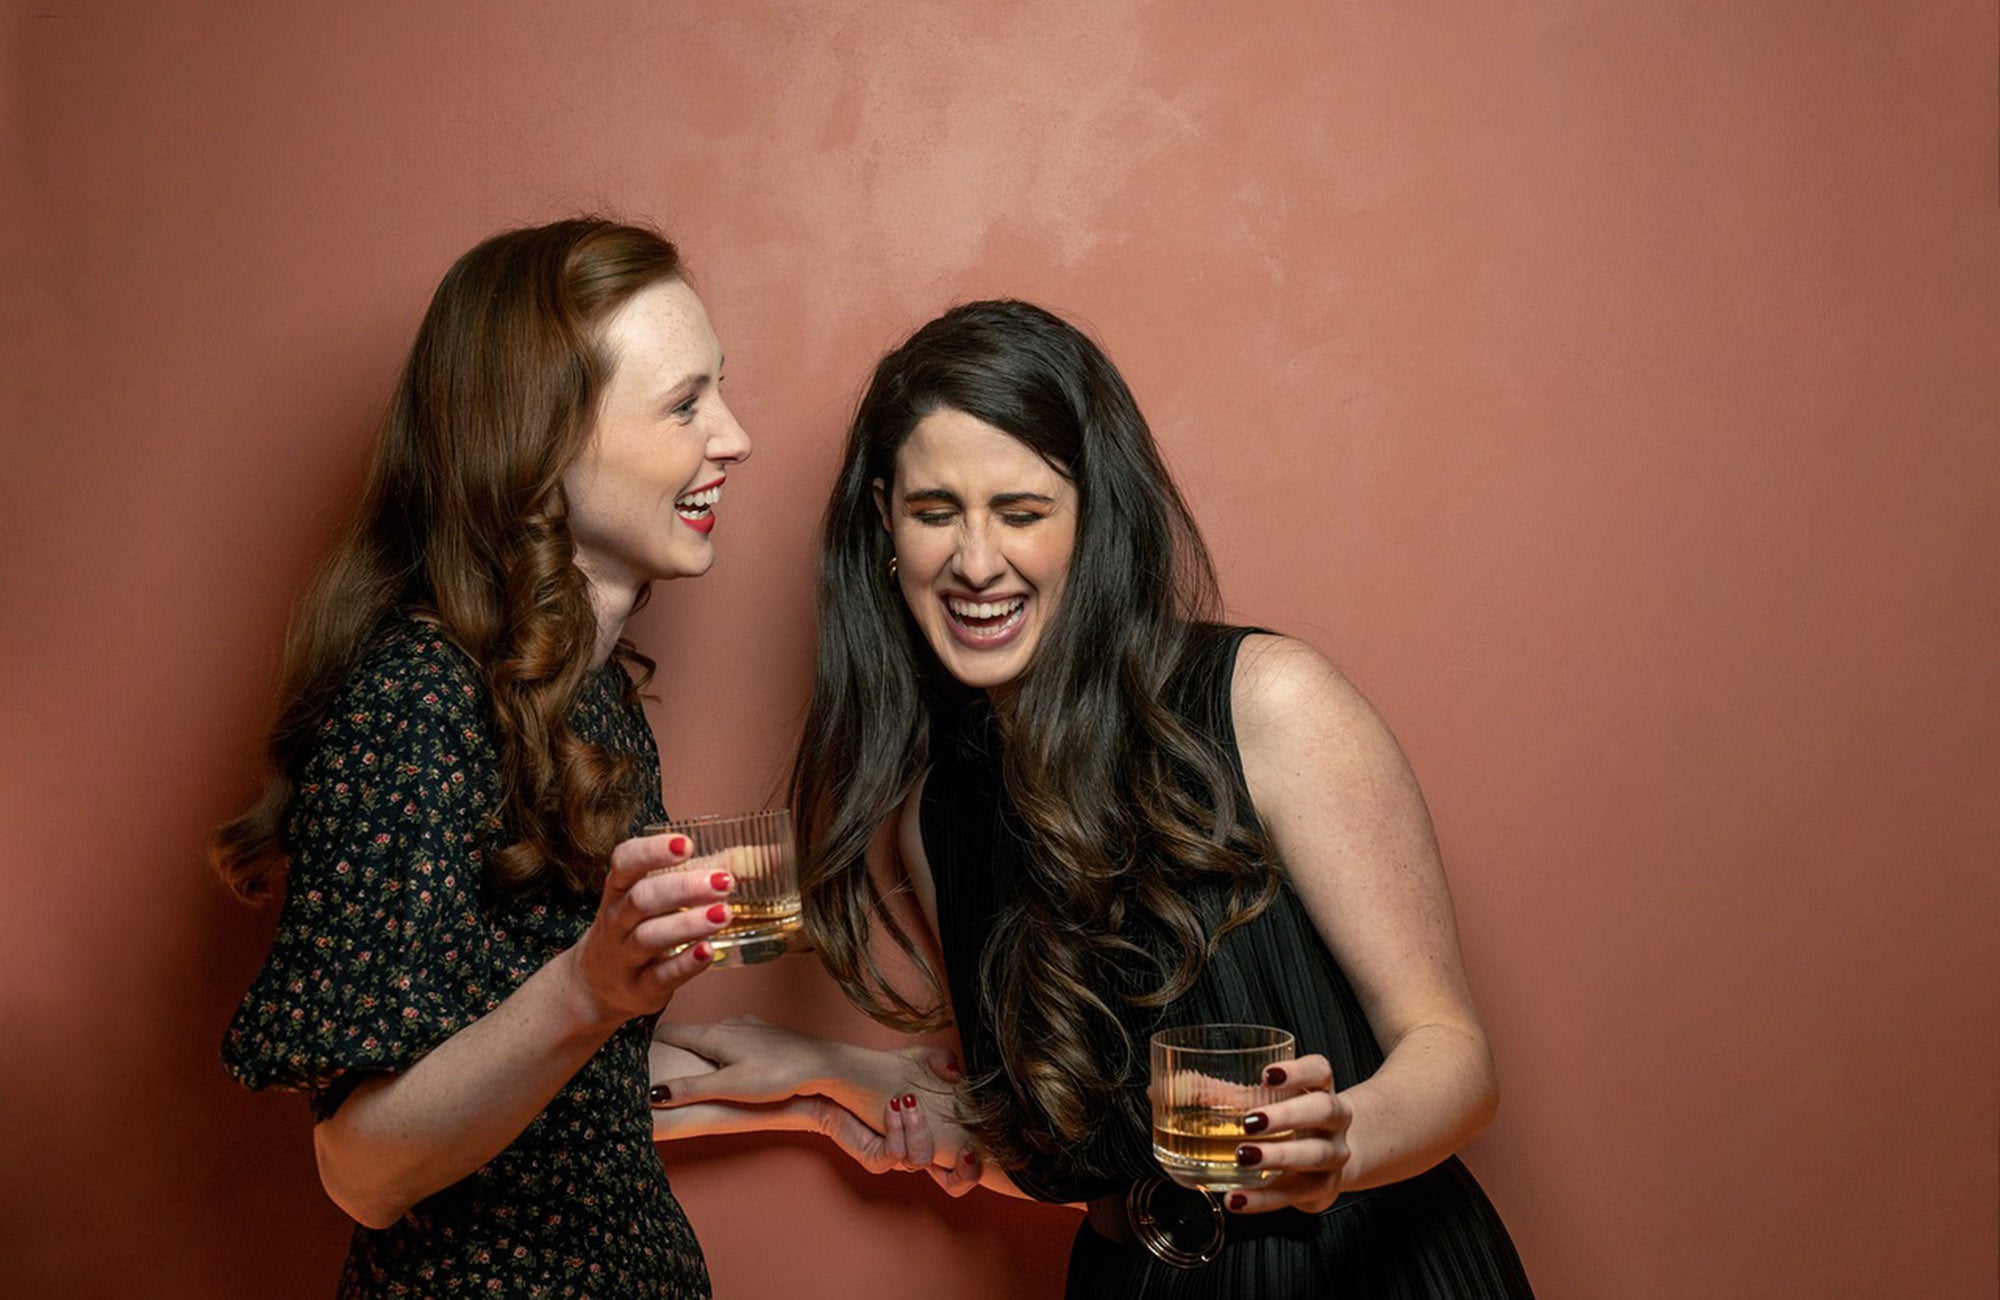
[1335,1021,1498,1191]
[314,948,620,1227]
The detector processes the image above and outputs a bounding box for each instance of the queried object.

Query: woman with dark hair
[656,299,1534,1296]
[215,217,752,1297]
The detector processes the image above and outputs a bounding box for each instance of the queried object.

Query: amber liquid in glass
[1152,1104,1290,1190]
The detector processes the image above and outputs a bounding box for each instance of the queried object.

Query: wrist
[546,944,630,1041]
[810,1040,889,1112]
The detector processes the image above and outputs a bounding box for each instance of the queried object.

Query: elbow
[313,1119,411,1231]
[1468,1035,1501,1137]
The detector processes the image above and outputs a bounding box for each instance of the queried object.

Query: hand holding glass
[642,809,799,968]
[1150,1024,1296,1192]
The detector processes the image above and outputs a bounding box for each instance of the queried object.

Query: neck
[574,556,639,670]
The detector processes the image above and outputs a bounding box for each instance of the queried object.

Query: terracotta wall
[4,2,1994,1295]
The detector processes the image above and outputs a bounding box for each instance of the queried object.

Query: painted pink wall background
[4,2,1994,1295]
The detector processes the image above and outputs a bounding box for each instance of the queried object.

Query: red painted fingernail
[1243,1112,1268,1135]
[1227,1193,1247,1211]
[962,1152,977,1166]
[890,1096,901,1112]
[705,903,729,924]
[691,942,713,963]
[1235,1145,1262,1166]
[649,1084,671,1107]
[710,871,732,892]
[1263,1066,1287,1086]
[902,1094,916,1109]
[667,835,692,856]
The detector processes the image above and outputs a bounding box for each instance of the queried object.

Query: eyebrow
[900,488,1059,508]
[653,355,725,411]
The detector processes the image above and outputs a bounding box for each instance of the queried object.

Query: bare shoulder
[1230,633,1408,781]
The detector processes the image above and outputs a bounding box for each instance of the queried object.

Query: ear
[871,477,891,533]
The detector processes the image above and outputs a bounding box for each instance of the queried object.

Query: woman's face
[876,407,1078,693]
[565,278,751,590]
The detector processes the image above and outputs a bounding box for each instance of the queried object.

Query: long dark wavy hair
[793,299,1279,1168]
[212,218,683,904]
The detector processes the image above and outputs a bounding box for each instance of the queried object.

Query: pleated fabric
[922,625,1535,1298]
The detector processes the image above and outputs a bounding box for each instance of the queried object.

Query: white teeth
[947,597,1025,620]
[674,485,721,511]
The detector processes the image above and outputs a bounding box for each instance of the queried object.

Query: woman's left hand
[1221,1053,1353,1215]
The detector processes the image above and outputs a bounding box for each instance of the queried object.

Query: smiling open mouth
[674,483,720,523]
[946,596,1026,638]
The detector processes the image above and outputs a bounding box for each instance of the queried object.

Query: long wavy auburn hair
[212,217,684,904]
[793,299,1280,1169]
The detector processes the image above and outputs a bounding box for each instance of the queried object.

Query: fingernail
[1243,1112,1268,1135]
[961,1152,977,1166]
[1235,1145,1263,1166]
[890,1096,901,1112]
[649,1084,671,1107]
[705,903,729,924]
[902,1094,916,1109]
[691,942,713,963]
[667,835,692,856]
[710,871,732,892]
[1227,1193,1247,1212]
[1263,1066,1287,1086]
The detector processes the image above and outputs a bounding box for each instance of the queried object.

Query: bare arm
[651,780,1040,1201]
[1225,634,1499,1212]
[313,833,732,1227]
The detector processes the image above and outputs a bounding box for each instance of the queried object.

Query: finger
[1243,1089,1351,1139]
[817,1100,894,1175]
[626,866,735,918]
[1221,1171,1339,1216]
[630,902,731,955]
[645,939,721,996]
[1230,1133,1349,1177]
[929,1151,982,1197]
[916,1045,963,1083]
[608,830,695,892]
[884,1096,911,1168]
[1260,1053,1333,1097]
[898,1093,934,1169]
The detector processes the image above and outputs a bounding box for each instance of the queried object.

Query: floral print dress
[224,615,708,1298]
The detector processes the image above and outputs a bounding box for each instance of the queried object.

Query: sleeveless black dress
[920,626,1534,1298]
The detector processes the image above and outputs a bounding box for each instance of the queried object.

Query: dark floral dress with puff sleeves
[223,614,708,1298]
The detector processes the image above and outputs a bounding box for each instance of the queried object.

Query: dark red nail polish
[649,1084,671,1107]
[691,942,713,963]
[890,1096,901,1112]
[710,871,732,892]
[705,903,729,923]
[1263,1066,1288,1086]
[962,1152,977,1166]
[1227,1193,1247,1211]
[667,834,692,856]
[1235,1145,1263,1166]
[1243,1112,1268,1135]
[902,1094,917,1109]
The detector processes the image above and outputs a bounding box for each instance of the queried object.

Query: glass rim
[643,808,791,831]
[1149,1023,1295,1054]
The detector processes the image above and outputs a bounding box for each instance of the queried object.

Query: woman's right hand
[568,830,734,1027]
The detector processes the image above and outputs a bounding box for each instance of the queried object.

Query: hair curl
[793,300,1278,1168]
[212,217,684,904]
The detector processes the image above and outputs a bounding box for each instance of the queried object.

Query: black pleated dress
[920,625,1535,1298]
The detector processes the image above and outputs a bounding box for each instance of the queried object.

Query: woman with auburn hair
[215,217,754,1297]
[654,300,1535,1296]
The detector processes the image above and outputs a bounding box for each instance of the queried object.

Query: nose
[951,519,1006,588]
[707,395,752,465]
